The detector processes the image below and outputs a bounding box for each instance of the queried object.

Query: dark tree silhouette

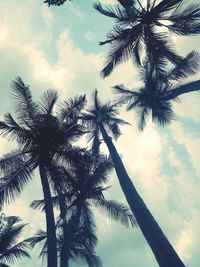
[0,214,30,267]
[114,50,200,130]
[31,152,135,267]
[44,0,70,6]
[28,221,101,267]
[0,77,86,267]
[80,90,185,267]
[94,0,200,77]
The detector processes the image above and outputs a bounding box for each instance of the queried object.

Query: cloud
[1,1,200,267]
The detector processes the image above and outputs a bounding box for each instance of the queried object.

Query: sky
[0,0,200,266]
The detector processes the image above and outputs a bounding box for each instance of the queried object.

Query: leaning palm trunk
[39,165,57,267]
[100,124,185,267]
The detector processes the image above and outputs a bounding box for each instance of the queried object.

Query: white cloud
[41,6,54,27]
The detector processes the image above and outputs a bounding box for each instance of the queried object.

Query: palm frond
[101,25,142,77]
[71,248,102,267]
[44,0,67,6]
[27,230,47,249]
[92,198,136,227]
[94,2,133,22]
[0,119,31,146]
[165,80,200,100]
[58,95,86,125]
[153,0,183,15]
[10,77,38,124]
[151,102,174,126]
[168,4,200,35]
[38,90,58,115]
[138,107,149,131]
[0,216,30,266]
[164,51,200,82]
[0,158,34,205]
[0,241,30,264]
[81,204,96,248]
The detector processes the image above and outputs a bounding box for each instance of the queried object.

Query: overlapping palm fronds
[0,215,30,267]
[94,0,200,77]
[114,50,200,130]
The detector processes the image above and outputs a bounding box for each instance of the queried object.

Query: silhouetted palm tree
[0,77,86,267]
[31,152,135,267]
[114,50,200,130]
[0,214,30,267]
[94,0,200,77]
[80,90,185,266]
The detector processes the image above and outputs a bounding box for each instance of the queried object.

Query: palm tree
[31,152,135,267]
[94,0,200,77]
[0,214,30,267]
[80,90,185,267]
[114,50,200,130]
[0,77,86,267]
[28,221,102,267]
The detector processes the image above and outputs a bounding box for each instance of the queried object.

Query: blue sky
[0,0,200,267]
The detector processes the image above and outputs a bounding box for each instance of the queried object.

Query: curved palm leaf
[0,215,30,266]
[113,51,200,129]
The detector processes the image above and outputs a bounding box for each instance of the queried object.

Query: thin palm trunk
[58,194,69,267]
[60,227,69,267]
[39,165,57,267]
[59,197,81,267]
[100,124,185,267]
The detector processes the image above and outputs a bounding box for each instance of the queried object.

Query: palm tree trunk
[100,124,185,267]
[59,198,81,267]
[39,165,57,267]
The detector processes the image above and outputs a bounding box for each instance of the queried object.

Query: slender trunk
[100,124,185,267]
[39,165,57,267]
[59,198,81,267]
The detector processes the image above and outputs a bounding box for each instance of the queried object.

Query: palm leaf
[92,198,136,227]
[10,77,38,124]
[0,157,34,205]
[38,90,58,115]
[164,51,200,82]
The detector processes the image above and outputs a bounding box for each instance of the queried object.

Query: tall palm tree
[31,152,135,267]
[94,0,200,77]
[114,50,200,130]
[80,90,185,267]
[0,214,30,267]
[0,77,86,267]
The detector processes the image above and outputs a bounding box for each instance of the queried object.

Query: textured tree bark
[39,165,57,267]
[100,124,185,267]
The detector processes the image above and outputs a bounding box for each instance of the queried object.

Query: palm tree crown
[0,214,30,267]
[94,0,200,77]
[0,77,85,205]
[80,90,128,154]
[114,50,200,130]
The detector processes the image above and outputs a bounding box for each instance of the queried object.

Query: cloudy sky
[0,0,200,266]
